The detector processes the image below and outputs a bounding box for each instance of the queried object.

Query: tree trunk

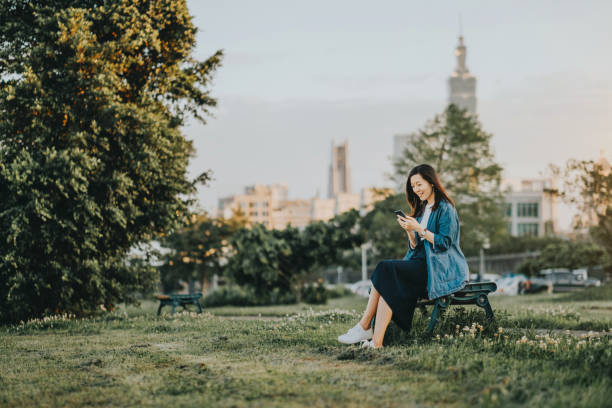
[201,271,208,295]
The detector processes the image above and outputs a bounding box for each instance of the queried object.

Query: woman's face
[410,173,434,201]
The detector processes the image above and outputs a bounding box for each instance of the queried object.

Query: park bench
[156,293,203,316]
[417,281,497,335]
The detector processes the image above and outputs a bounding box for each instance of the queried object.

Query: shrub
[301,284,328,305]
[327,285,354,299]
[202,286,296,308]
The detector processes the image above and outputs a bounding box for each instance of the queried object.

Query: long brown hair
[406,164,455,217]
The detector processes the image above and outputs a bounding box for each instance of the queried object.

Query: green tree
[288,209,364,294]
[225,225,294,303]
[359,193,410,263]
[552,158,612,261]
[226,210,363,303]
[393,104,507,256]
[516,241,608,276]
[158,213,245,293]
[0,0,222,323]
[486,235,564,255]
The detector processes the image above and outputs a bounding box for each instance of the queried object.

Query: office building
[328,140,351,198]
[448,35,477,114]
[393,35,477,162]
[218,184,288,228]
[503,178,558,237]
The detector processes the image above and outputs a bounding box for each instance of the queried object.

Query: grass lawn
[1,287,611,407]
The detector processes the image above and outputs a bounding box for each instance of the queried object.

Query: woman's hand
[397,215,421,233]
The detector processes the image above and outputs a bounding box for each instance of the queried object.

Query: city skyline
[183,1,612,230]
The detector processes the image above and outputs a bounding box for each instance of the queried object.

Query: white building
[270,199,311,229]
[218,184,288,228]
[503,178,558,237]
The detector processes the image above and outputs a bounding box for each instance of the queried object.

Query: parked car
[518,276,551,294]
[538,268,601,292]
[348,280,372,297]
[469,273,502,283]
[492,273,528,296]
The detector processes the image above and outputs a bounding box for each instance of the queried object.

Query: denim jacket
[403,199,469,300]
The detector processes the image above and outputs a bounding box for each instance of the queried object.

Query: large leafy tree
[0,0,222,322]
[393,104,507,256]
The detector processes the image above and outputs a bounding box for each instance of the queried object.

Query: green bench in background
[156,293,203,316]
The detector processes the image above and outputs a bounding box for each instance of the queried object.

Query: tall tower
[448,35,477,113]
[328,140,351,198]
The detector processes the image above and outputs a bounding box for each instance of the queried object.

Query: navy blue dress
[370,240,428,332]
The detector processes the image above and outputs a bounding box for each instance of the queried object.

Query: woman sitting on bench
[338,164,470,349]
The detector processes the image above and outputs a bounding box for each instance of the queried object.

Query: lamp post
[361,242,372,281]
[478,237,490,282]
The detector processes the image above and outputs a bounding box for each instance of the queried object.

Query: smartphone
[394,209,407,218]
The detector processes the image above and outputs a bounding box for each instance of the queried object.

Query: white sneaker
[360,340,380,350]
[338,323,373,344]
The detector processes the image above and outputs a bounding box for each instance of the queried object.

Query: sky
[182,0,612,229]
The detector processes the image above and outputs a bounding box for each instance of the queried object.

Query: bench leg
[419,305,427,317]
[196,301,203,314]
[427,297,450,336]
[476,294,495,321]
[157,302,164,316]
[427,303,440,335]
[171,301,178,315]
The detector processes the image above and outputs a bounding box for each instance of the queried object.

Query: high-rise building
[392,133,413,169]
[218,141,391,228]
[393,35,478,164]
[328,140,351,198]
[448,35,477,114]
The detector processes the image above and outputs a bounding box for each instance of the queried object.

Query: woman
[338,164,469,349]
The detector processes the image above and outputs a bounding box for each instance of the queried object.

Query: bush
[301,283,328,305]
[516,241,607,276]
[202,286,296,308]
[327,285,354,299]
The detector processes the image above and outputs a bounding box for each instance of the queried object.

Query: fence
[466,251,540,276]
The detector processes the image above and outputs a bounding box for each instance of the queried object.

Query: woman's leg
[359,286,380,330]
[371,295,393,347]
